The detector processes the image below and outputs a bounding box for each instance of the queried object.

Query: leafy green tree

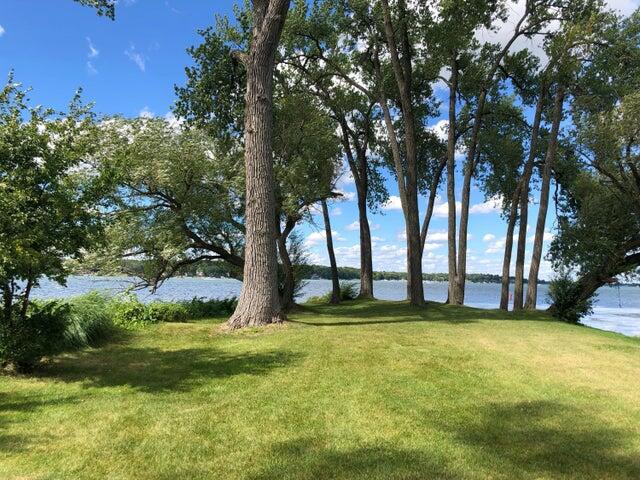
[0,79,102,327]
[280,0,390,299]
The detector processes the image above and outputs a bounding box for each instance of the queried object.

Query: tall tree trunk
[379,0,424,306]
[228,0,290,329]
[513,81,547,310]
[499,188,520,310]
[525,86,565,309]
[357,191,374,299]
[446,57,459,305]
[513,193,528,310]
[339,118,375,299]
[455,89,487,305]
[450,13,529,305]
[276,218,296,312]
[421,158,446,254]
[321,199,341,304]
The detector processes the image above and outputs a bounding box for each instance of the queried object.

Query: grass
[1,300,640,479]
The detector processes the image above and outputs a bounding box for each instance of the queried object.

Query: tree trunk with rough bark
[421,158,446,255]
[339,117,375,299]
[455,89,487,305]
[380,0,424,306]
[499,188,520,310]
[228,0,290,329]
[513,192,528,310]
[321,199,341,304]
[525,86,565,309]
[446,57,459,305]
[513,81,547,310]
[276,217,296,312]
[357,191,374,299]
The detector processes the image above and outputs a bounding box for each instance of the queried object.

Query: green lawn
[2,300,640,479]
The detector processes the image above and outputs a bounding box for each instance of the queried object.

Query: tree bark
[421,158,446,255]
[228,0,290,329]
[513,81,547,310]
[339,116,374,299]
[513,192,528,310]
[446,57,459,305]
[276,217,296,312]
[525,86,565,309]
[455,89,487,305]
[321,199,341,304]
[379,0,424,306]
[499,187,520,310]
[357,191,374,299]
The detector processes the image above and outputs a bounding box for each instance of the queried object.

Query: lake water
[32,276,640,337]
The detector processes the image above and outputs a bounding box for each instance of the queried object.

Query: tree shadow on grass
[292,301,488,326]
[246,438,459,480]
[0,392,80,453]
[448,400,640,479]
[35,346,302,393]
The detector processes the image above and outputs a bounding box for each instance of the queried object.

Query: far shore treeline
[67,259,554,285]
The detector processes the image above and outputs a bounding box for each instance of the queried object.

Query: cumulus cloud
[433,198,461,218]
[469,196,503,214]
[425,230,449,242]
[0,25,5,37]
[483,233,496,242]
[305,230,345,247]
[335,189,356,201]
[382,195,403,211]
[139,106,154,118]
[345,221,360,231]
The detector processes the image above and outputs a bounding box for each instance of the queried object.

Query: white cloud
[382,195,403,211]
[433,198,462,218]
[345,221,360,231]
[336,168,355,187]
[485,237,507,254]
[86,37,99,58]
[0,25,6,37]
[483,233,496,242]
[426,230,449,242]
[332,207,342,216]
[305,230,345,247]
[86,61,98,76]
[125,44,146,72]
[470,196,502,214]
[139,106,154,118]
[335,189,356,201]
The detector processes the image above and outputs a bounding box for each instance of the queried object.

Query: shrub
[64,292,117,349]
[307,282,359,304]
[183,297,237,319]
[339,282,358,301]
[547,275,595,324]
[107,293,155,330]
[0,301,69,372]
[147,302,190,323]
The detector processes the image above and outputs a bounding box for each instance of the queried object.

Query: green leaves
[0,78,103,322]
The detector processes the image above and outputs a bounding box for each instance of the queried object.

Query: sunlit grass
[1,300,639,479]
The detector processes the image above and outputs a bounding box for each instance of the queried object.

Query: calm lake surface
[32,276,640,337]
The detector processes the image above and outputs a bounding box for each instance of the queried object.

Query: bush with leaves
[307,282,359,304]
[0,302,69,372]
[547,274,595,324]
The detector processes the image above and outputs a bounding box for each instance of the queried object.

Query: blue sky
[1,0,637,278]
